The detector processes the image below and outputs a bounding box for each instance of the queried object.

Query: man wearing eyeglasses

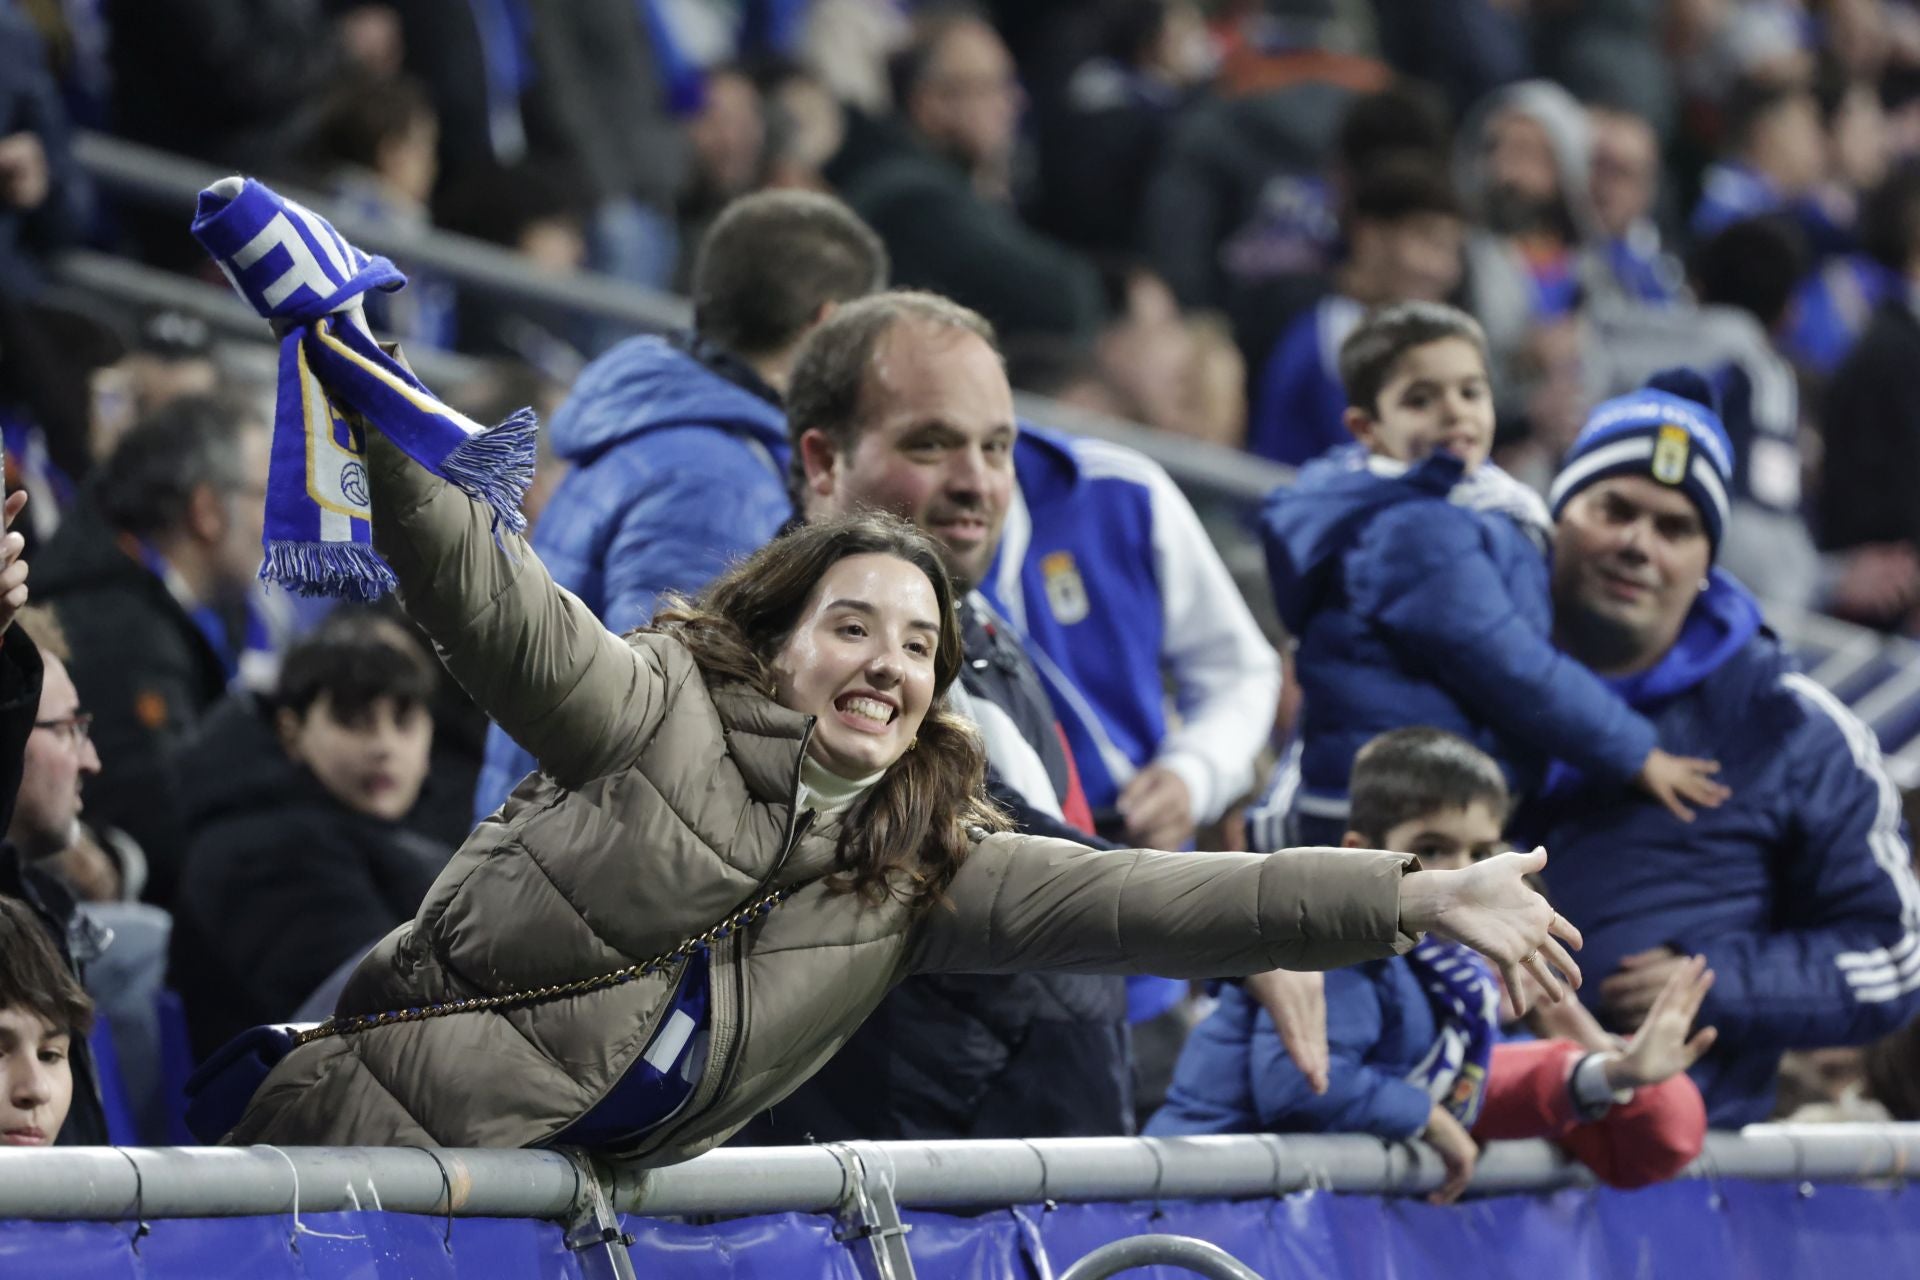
[0,490,115,1144]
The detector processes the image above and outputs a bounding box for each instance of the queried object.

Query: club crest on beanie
[1547,368,1735,559]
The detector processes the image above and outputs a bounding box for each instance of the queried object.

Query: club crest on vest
[1042,550,1090,624]
[1651,424,1691,486]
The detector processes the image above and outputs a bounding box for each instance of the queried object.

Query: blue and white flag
[190,176,534,600]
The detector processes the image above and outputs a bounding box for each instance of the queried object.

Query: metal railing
[0,1129,1914,1279]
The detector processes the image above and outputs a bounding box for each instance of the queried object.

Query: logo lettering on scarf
[230,211,337,311]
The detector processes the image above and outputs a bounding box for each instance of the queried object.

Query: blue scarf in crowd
[1403,937,1501,1127]
[189,176,534,600]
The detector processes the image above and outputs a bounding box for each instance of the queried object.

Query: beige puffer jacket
[227,432,1417,1159]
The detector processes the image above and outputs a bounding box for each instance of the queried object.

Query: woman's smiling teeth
[836,694,897,728]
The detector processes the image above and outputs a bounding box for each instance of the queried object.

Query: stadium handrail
[0,1127,1914,1221]
[70,131,1290,508]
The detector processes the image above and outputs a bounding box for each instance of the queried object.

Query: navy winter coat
[1522,576,1920,1127]
[1260,447,1655,814]
[1146,964,1438,1141]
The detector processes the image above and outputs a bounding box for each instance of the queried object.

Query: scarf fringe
[438,406,537,537]
[260,539,399,602]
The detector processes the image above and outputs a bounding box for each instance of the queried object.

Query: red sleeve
[1474,1038,1707,1189]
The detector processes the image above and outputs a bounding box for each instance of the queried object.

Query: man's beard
[1483,185,1574,241]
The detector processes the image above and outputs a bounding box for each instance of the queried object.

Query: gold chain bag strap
[292,880,806,1047]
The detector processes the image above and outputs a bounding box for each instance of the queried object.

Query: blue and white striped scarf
[1403,937,1501,1128]
[189,176,534,600]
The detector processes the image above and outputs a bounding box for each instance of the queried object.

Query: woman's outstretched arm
[364,427,678,790]
[913,839,1579,1004]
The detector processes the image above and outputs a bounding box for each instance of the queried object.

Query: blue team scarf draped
[1403,937,1501,1127]
[189,176,534,601]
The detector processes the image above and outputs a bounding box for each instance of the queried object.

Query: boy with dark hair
[1251,301,1727,851]
[1152,728,1711,1202]
[170,609,449,1056]
[0,894,94,1147]
[1247,158,1467,467]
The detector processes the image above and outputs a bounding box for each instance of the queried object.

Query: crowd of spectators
[0,0,1916,1175]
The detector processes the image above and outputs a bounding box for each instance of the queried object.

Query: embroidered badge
[1041,550,1090,625]
[1651,424,1691,486]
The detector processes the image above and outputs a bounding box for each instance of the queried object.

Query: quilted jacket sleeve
[366,430,678,789]
[911,835,1416,978]
[1352,501,1658,784]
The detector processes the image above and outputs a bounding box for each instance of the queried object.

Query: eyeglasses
[33,712,94,746]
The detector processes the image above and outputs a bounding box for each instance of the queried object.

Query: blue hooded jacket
[1259,446,1656,816]
[1145,966,1439,1141]
[1522,575,1920,1127]
[473,334,791,819]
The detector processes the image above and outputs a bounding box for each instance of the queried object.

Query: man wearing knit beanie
[1546,369,1736,673]
[1523,369,1920,1128]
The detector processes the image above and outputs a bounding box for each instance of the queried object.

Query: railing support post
[828,1142,918,1280]
[561,1151,640,1280]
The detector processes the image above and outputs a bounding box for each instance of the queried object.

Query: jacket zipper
[622,721,819,1156]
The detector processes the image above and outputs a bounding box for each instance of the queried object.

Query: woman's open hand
[1398,847,1582,1017]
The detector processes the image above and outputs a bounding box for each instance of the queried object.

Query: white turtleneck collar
[798,754,886,818]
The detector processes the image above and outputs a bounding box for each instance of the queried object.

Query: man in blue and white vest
[1524,382,1920,1126]
[985,423,1281,855]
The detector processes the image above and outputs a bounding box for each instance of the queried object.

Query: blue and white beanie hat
[1546,368,1735,559]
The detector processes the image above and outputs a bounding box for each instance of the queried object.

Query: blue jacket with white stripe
[1520,575,1920,1127]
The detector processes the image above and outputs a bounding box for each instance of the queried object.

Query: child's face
[279,693,433,823]
[0,1006,73,1147]
[1365,801,1507,872]
[1346,337,1495,473]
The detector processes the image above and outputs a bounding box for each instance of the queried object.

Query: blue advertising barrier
[4,1179,1918,1279]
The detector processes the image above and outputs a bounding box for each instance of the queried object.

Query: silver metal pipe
[48,249,489,392]
[75,132,691,333]
[1058,1235,1264,1280]
[0,1129,1917,1221]
[0,1145,585,1220]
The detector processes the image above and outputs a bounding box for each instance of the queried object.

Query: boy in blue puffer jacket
[1250,301,1728,848]
[1151,729,1712,1203]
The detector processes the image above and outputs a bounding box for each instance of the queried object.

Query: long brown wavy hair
[648,511,1007,911]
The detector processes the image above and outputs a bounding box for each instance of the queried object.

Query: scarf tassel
[436,405,538,538]
[260,538,400,602]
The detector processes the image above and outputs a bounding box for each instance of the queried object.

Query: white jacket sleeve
[1138,456,1283,822]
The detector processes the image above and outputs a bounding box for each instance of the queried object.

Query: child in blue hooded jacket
[1251,301,1729,848]
[1152,729,1712,1202]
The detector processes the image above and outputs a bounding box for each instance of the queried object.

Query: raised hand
[1604,954,1719,1090]
[1397,847,1582,1017]
[1637,749,1731,822]
[0,490,30,635]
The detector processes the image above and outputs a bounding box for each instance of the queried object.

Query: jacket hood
[176,692,333,830]
[548,334,789,465]
[1456,79,1601,246]
[1259,446,1464,635]
[1604,570,1766,708]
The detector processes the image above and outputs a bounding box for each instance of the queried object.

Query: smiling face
[1345,336,1495,473]
[0,1007,72,1148]
[800,320,1017,590]
[770,552,941,777]
[1552,475,1713,674]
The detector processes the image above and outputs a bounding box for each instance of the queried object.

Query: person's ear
[1343,406,1377,447]
[1339,830,1369,849]
[275,707,306,760]
[797,428,843,503]
[185,482,228,543]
